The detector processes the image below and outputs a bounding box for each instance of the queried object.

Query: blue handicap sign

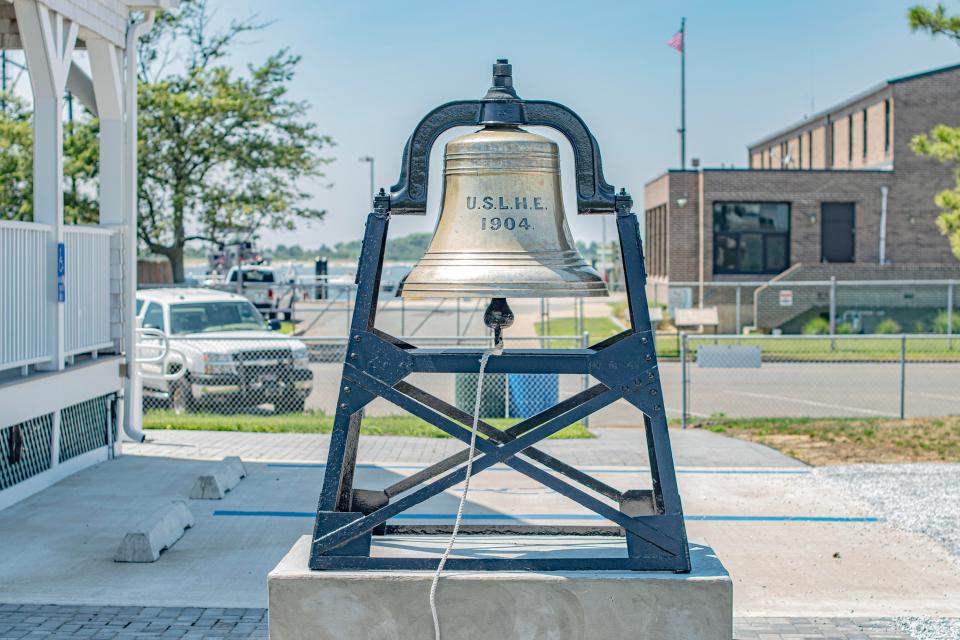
[57,242,65,302]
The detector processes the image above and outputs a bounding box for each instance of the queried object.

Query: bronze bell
[399,125,607,299]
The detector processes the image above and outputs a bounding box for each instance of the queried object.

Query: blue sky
[208,0,960,249]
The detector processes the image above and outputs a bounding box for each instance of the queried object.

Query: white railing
[0,220,51,372]
[64,225,115,356]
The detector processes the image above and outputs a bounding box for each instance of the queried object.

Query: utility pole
[1,50,7,112]
[0,52,28,112]
[359,156,375,207]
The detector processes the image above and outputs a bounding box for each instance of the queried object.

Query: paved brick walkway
[0,605,267,639]
[0,605,918,639]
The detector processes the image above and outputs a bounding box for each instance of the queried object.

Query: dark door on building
[821,203,855,263]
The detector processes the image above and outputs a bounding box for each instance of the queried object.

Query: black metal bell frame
[309,60,691,573]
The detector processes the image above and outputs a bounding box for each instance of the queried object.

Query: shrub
[875,318,902,334]
[802,317,830,335]
[837,322,855,335]
[932,310,960,334]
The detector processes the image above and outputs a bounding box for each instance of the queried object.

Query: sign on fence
[697,345,762,368]
[675,307,719,328]
[668,287,692,315]
[57,242,65,303]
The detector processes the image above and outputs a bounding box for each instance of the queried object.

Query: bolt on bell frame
[309,60,691,573]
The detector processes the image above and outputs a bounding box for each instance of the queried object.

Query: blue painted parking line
[213,510,877,523]
[265,463,810,475]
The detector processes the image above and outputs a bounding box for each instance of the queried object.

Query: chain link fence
[678,333,960,424]
[139,334,590,425]
[143,280,599,341]
[650,278,958,336]
[150,277,959,339]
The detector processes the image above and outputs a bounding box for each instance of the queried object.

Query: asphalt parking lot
[300,361,960,422]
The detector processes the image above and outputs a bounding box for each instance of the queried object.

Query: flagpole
[680,17,686,170]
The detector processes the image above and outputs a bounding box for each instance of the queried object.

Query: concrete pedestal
[268,535,732,640]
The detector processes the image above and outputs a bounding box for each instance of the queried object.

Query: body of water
[185,262,411,285]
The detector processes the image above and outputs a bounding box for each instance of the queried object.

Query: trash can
[454,373,507,419]
[508,374,559,418]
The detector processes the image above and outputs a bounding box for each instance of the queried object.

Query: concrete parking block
[114,501,195,563]
[189,457,247,500]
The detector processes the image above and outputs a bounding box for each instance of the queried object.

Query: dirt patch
[690,416,960,466]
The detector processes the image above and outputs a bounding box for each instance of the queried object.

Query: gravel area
[817,464,960,640]
[894,616,960,640]
[817,464,960,560]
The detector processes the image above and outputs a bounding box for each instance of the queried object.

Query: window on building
[807,131,813,168]
[884,99,891,151]
[848,114,853,162]
[713,202,791,275]
[862,108,868,158]
[798,135,803,168]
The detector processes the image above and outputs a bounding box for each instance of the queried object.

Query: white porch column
[14,0,77,373]
[88,36,127,448]
[88,38,124,220]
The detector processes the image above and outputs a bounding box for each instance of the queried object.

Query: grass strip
[678,336,960,362]
[535,317,621,347]
[143,410,594,439]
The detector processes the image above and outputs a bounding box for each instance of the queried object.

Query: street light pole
[359,156,375,208]
[600,216,607,284]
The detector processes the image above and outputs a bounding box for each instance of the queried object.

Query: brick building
[644,63,960,332]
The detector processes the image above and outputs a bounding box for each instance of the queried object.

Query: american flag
[667,30,683,53]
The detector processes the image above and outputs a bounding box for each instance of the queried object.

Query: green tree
[0,97,32,221]
[385,232,432,261]
[908,3,960,259]
[136,0,334,281]
[0,94,99,224]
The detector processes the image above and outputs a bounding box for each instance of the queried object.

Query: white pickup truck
[137,288,313,413]
[220,265,283,319]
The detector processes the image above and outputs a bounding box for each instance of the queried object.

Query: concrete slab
[1,452,958,616]
[114,500,195,563]
[189,456,247,499]
[130,426,805,468]
[269,535,732,640]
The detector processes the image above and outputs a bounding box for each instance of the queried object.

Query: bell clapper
[483,297,514,348]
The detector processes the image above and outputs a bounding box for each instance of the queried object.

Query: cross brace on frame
[309,190,690,573]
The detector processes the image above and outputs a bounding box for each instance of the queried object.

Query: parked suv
[137,288,313,413]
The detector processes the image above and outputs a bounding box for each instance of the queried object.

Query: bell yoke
[309,59,691,572]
